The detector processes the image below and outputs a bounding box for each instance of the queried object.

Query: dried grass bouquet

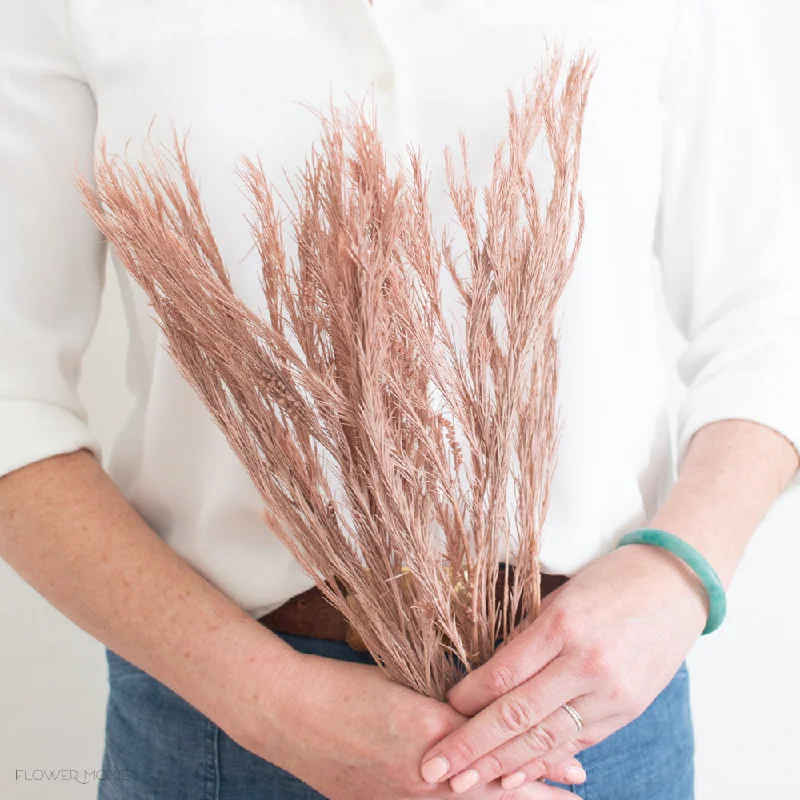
[78,49,594,700]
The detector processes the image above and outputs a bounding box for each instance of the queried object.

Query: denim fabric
[98,634,693,800]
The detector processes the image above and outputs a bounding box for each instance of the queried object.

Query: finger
[504,752,587,789]
[507,716,627,788]
[540,757,587,787]
[502,747,588,789]
[448,613,563,717]
[537,585,566,614]
[483,778,576,799]
[420,659,578,785]
[449,770,576,800]
[447,696,595,790]
[516,781,575,798]
[500,756,586,791]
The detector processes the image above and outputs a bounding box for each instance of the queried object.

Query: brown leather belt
[257,569,568,651]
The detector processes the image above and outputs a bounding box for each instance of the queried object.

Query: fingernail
[450,769,480,794]
[564,765,586,784]
[420,756,449,783]
[501,771,527,789]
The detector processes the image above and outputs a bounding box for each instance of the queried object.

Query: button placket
[354,0,416,165]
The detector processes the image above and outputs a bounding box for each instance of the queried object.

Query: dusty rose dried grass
[77,49,594,700]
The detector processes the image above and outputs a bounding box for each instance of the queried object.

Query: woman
[1,1,798,798]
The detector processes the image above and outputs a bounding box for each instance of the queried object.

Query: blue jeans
[97,634,694,799]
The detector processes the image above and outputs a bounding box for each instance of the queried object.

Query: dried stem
[77,47,595,699]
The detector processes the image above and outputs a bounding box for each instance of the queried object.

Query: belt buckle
[344,593,370,652]
[345,622,369,652]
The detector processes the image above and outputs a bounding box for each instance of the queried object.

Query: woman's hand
[234,648,586,799]
[418,544,709,792]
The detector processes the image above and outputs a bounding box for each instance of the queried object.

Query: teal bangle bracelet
[616,528,727,635]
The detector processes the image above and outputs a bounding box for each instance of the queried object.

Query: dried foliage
[77,49,595,700]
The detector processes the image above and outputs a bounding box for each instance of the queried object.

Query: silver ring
[561,702,584,732]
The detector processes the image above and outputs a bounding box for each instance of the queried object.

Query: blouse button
[376,71,395,92]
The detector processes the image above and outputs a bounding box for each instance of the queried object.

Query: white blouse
[2,0,799,618]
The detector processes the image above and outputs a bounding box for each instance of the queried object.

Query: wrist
[190,616,305,755]
[647,510,739,591]
[612,541,709,633]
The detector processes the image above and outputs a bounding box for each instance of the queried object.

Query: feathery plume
[77,48,595,699]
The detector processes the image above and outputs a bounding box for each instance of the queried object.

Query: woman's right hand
[230,649,584,799]
[0,451,582,798]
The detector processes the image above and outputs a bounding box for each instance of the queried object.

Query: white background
[2,2,800,797]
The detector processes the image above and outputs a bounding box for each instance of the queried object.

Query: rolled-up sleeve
[655,0,800,466]
[0,0,105,478]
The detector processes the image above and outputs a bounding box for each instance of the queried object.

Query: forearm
[0,449,298,741]
[649,419,799,590]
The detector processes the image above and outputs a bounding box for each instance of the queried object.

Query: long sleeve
[655,0,800,466]
[0,0,105,478]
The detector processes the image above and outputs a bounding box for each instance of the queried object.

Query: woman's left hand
[419,543,710,792]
